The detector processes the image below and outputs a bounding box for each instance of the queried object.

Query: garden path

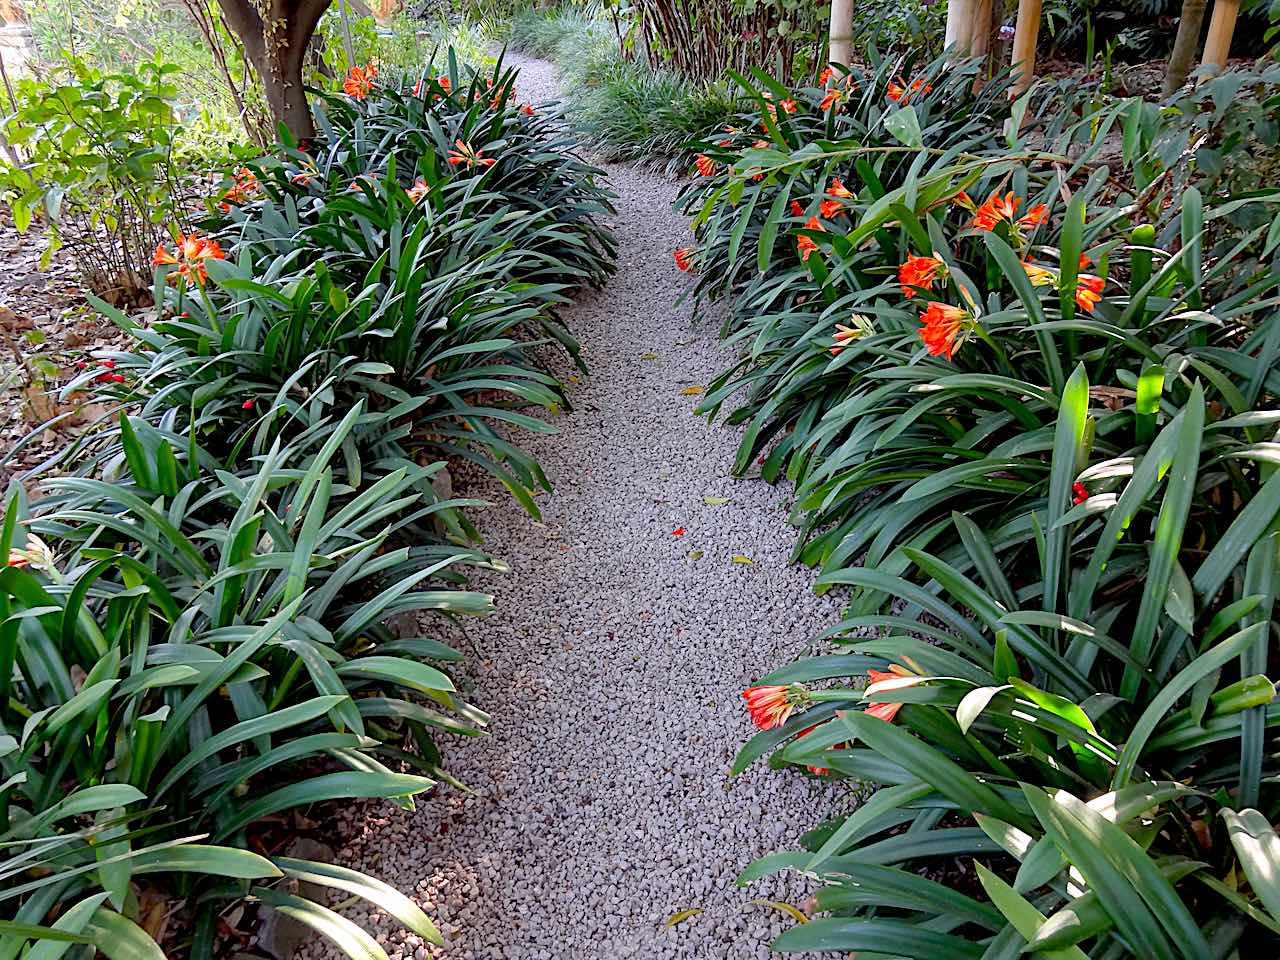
[310,53,844,960]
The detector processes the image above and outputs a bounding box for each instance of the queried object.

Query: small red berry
[100,359,115,369]
[109,373,125,383]
[242,399,254,410]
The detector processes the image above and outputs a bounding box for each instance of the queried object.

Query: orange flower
[829,314,873,355]
[152,232,225,286]
[972,190,1020,231]
[742,684,807,730]
[406,177,430,203]
[695,153,717,177]
[447,139,496,169]
[796,215,824,262]
[889,76,932,103]
[343,63,377,100]
[820,87,844,111]
[1022,261,1056,286]
[899,253,946,298]
[864,667,908,723]
[972,191,1047,235]
[820,198,845,219]
[1075,273,1104,311]
[217,166,258,212]
[520,103,535,116]
[819,66,834,85]
[780,99,798,113]
[789,199,804,217]
[438,75,451,93]
[826,177,853,199]
[289,159,319,186]
[752,138,769,149]
[413,78,423,97]
[954,190,975,212]
[918,301,970,360]
[795,724,838,775]
[673,246,695,272]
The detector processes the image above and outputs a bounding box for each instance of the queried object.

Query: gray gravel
[300,53,847,960]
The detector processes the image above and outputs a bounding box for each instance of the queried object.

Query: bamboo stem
[1202,0,1240,75]
[1010,0,1043,96]
[828,0,853,66]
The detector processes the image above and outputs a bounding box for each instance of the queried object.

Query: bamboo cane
[945,0,975,54]
[1010,0,1043,96]
[829,0,853,66]
[1202,0,1240,75]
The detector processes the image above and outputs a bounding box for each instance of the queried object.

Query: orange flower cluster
[742,684,808,730]
[218,166,258,213]
[826,178,853,199]
[864,666,914,723]
[969,191,1047,234]
[919,301,969,360]
[695,153,717,177]
[152,232,225,286]
[796,216,824,262]
[447,139,496,169]
[898,253,946,298]
[673,246,695,272]
[819,198,845,218]
[887,76,932,104]
[830,314,873,355]
[1022,261,1105,312]
[406,177,430,204]
[343,63,377,100]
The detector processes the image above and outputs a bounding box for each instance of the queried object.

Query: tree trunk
[213,0,331,143]
[828,0,853,67]
[1164,0,1208,96]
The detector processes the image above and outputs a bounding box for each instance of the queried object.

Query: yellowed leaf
[641,352,659,360]
[703,495,730,505]
[680,385,705,396]
[731,554,754,565]
[664,907,703,928]
[750,899,810,925]
[689,550,704,561]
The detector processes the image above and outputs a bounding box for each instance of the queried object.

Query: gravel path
[307,53,844,960]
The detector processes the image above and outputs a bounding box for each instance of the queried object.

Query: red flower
[672,527,686,536]
[918,301,970,360]
[447,140,496,169]
[819,198,844,219]
[826,177,853,199]
[1073,481,1089,505]
[521,103,535,116]
[898,253,946,298]
[412,78,423,97]
[673,246,696,272]
[343,63,377,100]
[789,199,804,217]
[796,216,824,262]
[743,684,807,730]
[695,154,717,177]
